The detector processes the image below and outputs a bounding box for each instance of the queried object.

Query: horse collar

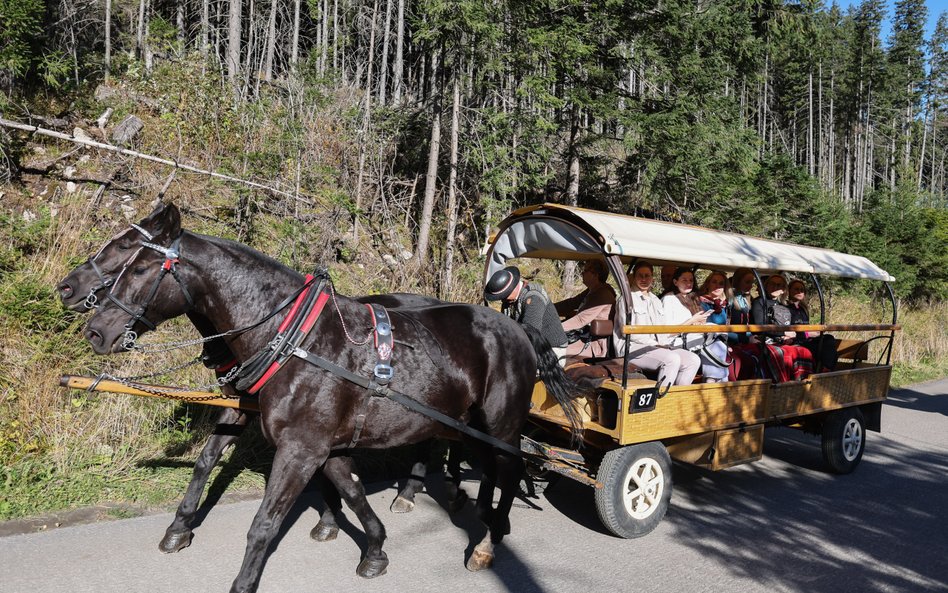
[235,274,332,394]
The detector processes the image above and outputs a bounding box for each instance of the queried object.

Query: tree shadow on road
[885,385,948,416]
[664,426,948,593]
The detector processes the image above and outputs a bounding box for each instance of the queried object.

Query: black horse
[57,208,466,554]
[81,203,581,592]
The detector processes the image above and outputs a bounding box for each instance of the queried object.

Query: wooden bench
[835,338,869,362]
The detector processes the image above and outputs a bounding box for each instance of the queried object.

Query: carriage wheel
[594,442,672,539]
[821,407,866,474]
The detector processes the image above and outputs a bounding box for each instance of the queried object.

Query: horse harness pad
[366,303,394,384]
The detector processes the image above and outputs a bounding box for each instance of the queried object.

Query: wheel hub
[842,418,863,461]
[622,458,664,520]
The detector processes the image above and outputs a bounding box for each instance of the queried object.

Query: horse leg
[322,456,389,578]
[444,440,469,512]
[467,451,523,572]
[310,463,343,542]
[229,443,326,593]
[470,441,497,528]
[391,441,429,513]
[159,407,251,553]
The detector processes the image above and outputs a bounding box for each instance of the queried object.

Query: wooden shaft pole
[60,375,260,412]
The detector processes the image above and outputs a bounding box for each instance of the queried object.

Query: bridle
[102,233,322,352]
[82,223,156,310]
[106,234,196,349]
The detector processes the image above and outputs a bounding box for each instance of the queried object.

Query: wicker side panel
[764,382,807,417]
[713,425,764,470]
[620,380,769,444]
[802,367,891,413]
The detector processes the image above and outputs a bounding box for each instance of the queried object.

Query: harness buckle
[373,363,394,384]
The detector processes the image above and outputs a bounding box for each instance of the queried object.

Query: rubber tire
[594,442,672,539]
[821,407,866,474]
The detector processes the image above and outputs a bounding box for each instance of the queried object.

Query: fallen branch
[1,117,314,204]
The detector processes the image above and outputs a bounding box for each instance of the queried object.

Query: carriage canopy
[484,204,894,282]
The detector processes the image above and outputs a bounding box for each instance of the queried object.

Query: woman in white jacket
[619,262,702,388]
[661,267,711,350]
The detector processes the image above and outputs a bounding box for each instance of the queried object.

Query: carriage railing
[620,323,900,336]
[617,323,900,390]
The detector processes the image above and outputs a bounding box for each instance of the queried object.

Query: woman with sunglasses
[751,273,814,381]
[787,279,838,371]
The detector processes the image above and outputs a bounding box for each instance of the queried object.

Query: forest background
[0,0,947,521]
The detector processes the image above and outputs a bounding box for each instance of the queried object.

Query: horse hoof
[356,555,389,579]
[159,530,193,554]
[466,548,494,572]
[448,490,469,513]
[390,496,415,514]
[309,522,339,542]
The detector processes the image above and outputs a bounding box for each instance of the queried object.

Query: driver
[484,266,569,355]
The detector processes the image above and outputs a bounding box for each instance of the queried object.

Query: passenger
[484,266,569,355]
[660,267,711,350]
[751,274,795,343]
[751,273,814,381]
[622,262,701,388]
[787,279,837,371]
[696,271,731,383]
[728,267,758,345]
[555,259,616,358]
[659,264,677,297]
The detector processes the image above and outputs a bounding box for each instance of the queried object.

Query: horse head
[83,203,191,354]
[57,202,181,311]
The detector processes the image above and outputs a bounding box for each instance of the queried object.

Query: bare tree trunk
[227,0,242,89]
[245,0,258,94]
[320,0,329,74]
[332,0,339,71]
[392,0,405,103]
[200,0,210,61]
[177,0,186,52]
[918,105,929,189]
[442,65,461,298]
[264,0,277,80]
[137,0,147,58]
[563,104,581,292]
[291,0,301,67]
[378,0,393,105]
[104,0,112,78]
[354,0,380,240]
[808,66,814,176]
[414,49,442,265]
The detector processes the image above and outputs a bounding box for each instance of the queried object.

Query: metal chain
[329,283,374,346]
[94,359,244,399]
[124,327,238,353]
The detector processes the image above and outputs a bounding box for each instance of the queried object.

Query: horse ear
[141,202,181,240]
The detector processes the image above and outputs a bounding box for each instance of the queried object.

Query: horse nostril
[85,328,103,346]
[58,283,74,298]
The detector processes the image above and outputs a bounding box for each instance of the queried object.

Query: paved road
[2,380,947,593]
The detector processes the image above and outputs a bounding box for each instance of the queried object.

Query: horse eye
[133,266,147,275]
[118,242,132,250]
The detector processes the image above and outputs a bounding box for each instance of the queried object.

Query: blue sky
[833,0,944,44]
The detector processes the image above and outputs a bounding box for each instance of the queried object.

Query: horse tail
[520,325,586,443]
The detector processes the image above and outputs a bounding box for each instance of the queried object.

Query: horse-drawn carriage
[486,203,898,538]
[59,202,898,591]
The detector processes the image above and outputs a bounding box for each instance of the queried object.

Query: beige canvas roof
[485,204,894,282]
